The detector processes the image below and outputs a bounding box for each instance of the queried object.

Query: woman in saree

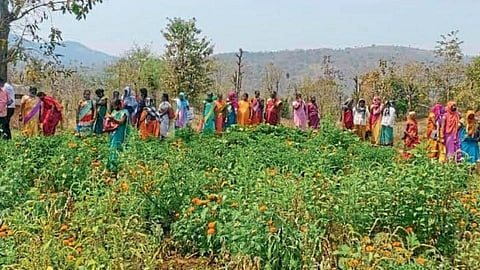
[459,110,479,164]
[238,93,252,126]
[76,90,95,135]
[37,92,63,136]
[379,100,396,146]
[404,111,420,149]
[443,101,461,162]
[225,92,237,129]
[158,93,173,139]
[139,98,160,140]
[307,96,320,130]
[93,89,108,135]
[265,91,282,126]
[369,96,383,145]
[340,99,354,130]
[214,94,227,133]
[353,99,370,141]
[110,90,120,114]
[426,103,442,159]
[107,99,129,171]
[175,92,190,128]
[202,93,215,133]
[292,93,307,131]
[20,86,41,137]
[251,91,264,125]
[122,86,138,126]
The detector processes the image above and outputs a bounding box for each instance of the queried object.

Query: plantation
[1,122,479,269]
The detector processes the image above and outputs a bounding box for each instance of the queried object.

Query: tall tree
[232,48,244,95]
[434,30,465,102]
[0,0,102,80]
[162,17,214,104]
[261,62,283,94]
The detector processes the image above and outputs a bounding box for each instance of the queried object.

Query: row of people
[198,91,320,133]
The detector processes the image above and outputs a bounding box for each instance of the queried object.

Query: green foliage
[162,17,214,105]
[106,46,165,93]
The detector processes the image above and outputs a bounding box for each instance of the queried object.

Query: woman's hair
[95,88,104,96]
[162,93,169,101]
[84,90,91,95]
[36,91,46,97]
[29,86,38,95]
[140,88,148,98]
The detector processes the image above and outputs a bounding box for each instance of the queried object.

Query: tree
[261,62,283,94]
[434,30,465,102]
[106,46,165,96]
[0,0,102,80]
[231,48,244,95]
[162,17,214,104]
[455,57,480,110]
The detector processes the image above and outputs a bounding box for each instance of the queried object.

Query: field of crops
[1,122,480,269]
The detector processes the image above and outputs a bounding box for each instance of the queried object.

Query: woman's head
[255,90,260,98]
[408,111,417,120]
[358,99,366,108]
[162,93,169,102]
[242,92,248,101]
[447,101,457,112]
[228,91,236,100]
[178,92,185,100]
[113,90,120,99]
[296,93,302,99]
[95,88,104,98]
[36,91,46,100]
[217,94,223,101]
[140,88,148,99]
[83,90,91,100]
[310,96,316,103]
[270,91,277,99]
[29,86,37,96]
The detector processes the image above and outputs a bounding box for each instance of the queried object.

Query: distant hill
[214,46,449,94]
[9,35,118,70]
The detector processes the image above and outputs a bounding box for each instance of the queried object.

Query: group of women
[341,96,480,164]
[198,90,320,133]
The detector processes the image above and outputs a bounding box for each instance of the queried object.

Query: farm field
[1,122,480,269]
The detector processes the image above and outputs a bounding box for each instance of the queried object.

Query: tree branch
[11,0,68,23]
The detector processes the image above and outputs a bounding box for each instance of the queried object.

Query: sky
[33,0,480,56]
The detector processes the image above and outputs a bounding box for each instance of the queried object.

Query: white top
[4,83,15,108]
[381,107,396,127]
[353,106,370,126]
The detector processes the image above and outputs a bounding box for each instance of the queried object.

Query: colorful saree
[404,114,420,149]
[77,99,95,135]
[265,98,282,126]
[251,97,264,125]
[108,109,129,171]
[20,95,41,137]
[139,107,160,140]
[293,99,307,131]
[307,102,319,130]
[369,98,382,145]
[459,110,479,163]
[237,100,251,126]
[41,96,63,136]
[93,97,108,135]
[214,99,227,133]
[202,101,215,133]
[444,102,460,162]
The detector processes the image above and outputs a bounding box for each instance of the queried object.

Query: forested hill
[214,46,443,93]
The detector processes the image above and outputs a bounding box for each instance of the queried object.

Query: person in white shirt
[353,99,370,141]
[379,100,396,146]
[3,82,15,139]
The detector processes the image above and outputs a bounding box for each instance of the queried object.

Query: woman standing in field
[93,89,108,135]
[37,92,63,136]
[369,96,383,145]
[251,91,264,125]
[110,90,120,114]
[307,96,320,130]
[340,99,354,130]
[292,93,307,131]
[122,86,138,126]
[265,91,282,126]
[237,93,252,126]
[19,86,41,137]
[379,100,396,146]
[158,94,173,139]
[353,99,370,141]
[107,99,129,171]
[214,94,227,133]
[459,110,479,163]
[139,98,160,140]
[202,93,215,133]
[443,101,461,162]
[426,104,442,159]
[175,92,190,129]
[225,92,238,129]
[76,90,95,136]
[403,111,420,150]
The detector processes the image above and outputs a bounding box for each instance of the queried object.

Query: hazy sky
[37,0,479,56]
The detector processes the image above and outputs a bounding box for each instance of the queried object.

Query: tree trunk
[0,0,10,80]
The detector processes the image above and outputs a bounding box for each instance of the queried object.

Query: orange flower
[406,226,414,233]
[365,245,375,252]
[392,241,401,247]
[207,194,217,201]
[192,197,200,205]
[266,220,274,226]
[91,160,101,167]
[175,213,180,219]
[60,224,68,232]
[349,259,360,267]
[6,230,14,236]
[207,228,215,235]
[76,247,83,254]
[472,222,478,228]
[471,208,478,215]
[121,181,129,193]
[0,224,9,231]
[384,250,392,257]
[460,220,466,227]
[416,257,426,265]
[259,204,267,212]
[208,221,216,229]
[269,226,277,233]
[231,202,239,208]
[67,142,77,148]
[67,255,75,261]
